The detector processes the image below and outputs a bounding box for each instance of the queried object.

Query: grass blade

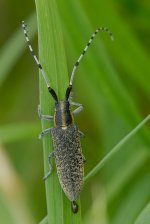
[85,114,150,182]
[0,13,36,86]
[39,216,48,224]
[82,0,150,96]
[35,0,81,223]
[134,203,150,224]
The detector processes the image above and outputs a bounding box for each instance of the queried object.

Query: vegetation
[0,0,150,223]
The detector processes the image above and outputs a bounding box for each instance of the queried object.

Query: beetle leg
[38,105,53,120]
[43,151,55,180]
[39,127,53,139]
[78,130,85,137]
[71,102,83,115]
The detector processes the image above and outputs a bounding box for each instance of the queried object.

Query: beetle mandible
[22,21,113,213]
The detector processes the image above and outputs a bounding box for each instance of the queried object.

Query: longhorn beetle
[22,21,113,213]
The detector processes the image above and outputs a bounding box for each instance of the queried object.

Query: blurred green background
[0,0,150,223]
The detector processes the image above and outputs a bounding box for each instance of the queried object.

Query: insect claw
[38,133,43,139]
[43,172,51,180]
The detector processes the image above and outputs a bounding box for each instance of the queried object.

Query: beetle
[22,21,113,213]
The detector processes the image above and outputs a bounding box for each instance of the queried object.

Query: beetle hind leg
[78,130,84,137]
[43,151,55,180]
[39,127,53,139]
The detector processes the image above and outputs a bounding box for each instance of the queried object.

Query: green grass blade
[39,216,48,224]
[112,173,150,224]
[107,146,149,201]
[0,13,36,86]
[85,114,150,182]
[82,0,150,96]
[134,203,150,224]
[35,0,81,223]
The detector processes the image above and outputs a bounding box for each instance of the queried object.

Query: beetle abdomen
[51,124,84,201]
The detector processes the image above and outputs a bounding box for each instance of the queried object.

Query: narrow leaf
[85,114,150,182]
[35,0,81,223]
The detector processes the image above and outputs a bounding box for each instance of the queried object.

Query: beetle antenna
[69,27,114,86]
[22,21,58,103]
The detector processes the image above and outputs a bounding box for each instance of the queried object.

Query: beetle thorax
[54,100,73,128]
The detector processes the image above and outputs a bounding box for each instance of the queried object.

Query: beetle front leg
[38,105,53,120]
[39,127,53,139]
[71,102,83,115]
[43,151,55,180]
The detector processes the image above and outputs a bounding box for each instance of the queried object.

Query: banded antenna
[22,21,58,102]
[69,27,114,86]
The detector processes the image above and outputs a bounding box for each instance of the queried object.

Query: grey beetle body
[52,123,84,202]
[39,99,85,213]
[51,100,84,208]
